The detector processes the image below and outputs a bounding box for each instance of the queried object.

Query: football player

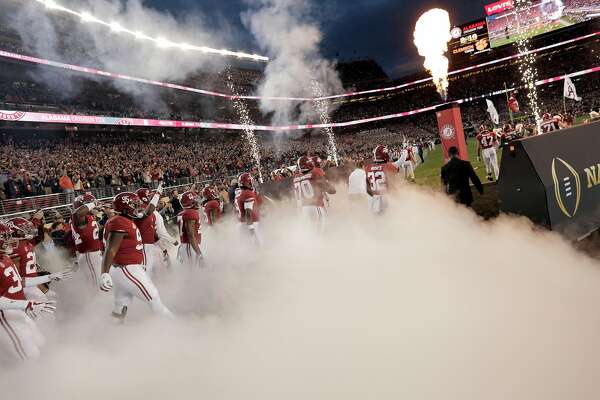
[177,191,203,268]
[476,124,500,181]
[400,144,416,181]
[539,113,560,134]
[202,185,222,226]
[8,216,70,300]
[99,192,173,320]
[71,193,105,289]
[293,156,336,231]
[499,123,518,147]
[0,221,58,362]
[235,173,263,245]
[134,185,174,276]
[364,145,403,214]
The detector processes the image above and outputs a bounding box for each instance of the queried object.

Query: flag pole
[504,82,514,123]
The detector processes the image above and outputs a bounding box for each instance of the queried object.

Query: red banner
[436,104,469,161]
[485,0,514,16]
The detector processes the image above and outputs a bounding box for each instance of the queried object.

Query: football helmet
[310,156,323,168]
[542,113,552,121]
[373,145,390,163]
[181,191,200,209]
[0,222,17,255]
[136,188,151,204]
[113,192,145,219]
[297,156,315,173]
[202,186,219,202]
[238,173,254,190]
[7,217,37,241]
[73,192,97,210]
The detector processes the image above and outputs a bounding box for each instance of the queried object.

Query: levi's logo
[485,0,514,15]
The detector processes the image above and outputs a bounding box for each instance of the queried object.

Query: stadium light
[110,22,124,33]
[29,0,269,62]
[80,12,99,23]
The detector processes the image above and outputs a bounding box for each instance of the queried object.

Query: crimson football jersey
[177,209,201,244]
[364,162,400,196]
[72,214,104,253]
[235,189,261,223]
[0,255,25,301]
[135,213,157,244]
[12,241,37,278]
[476,131,498,149]
[293,167,327,207]
[540,120,559,134]
[103,215,143,266]
[203,200,222,226]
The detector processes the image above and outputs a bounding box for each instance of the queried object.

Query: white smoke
[242,0,343,126]
[2,183,600,400]
[413,9,452,100]
[3,0,237,110]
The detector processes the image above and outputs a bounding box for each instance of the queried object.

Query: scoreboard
[448,19,491,64]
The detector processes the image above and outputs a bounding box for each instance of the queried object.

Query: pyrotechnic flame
[413,9,452,100]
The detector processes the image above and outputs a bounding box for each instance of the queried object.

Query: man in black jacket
[441,147,484,207]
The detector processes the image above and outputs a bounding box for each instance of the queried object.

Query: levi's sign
[485,0,514,16]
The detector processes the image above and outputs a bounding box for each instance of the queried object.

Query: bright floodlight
[110,22,124,33]
[30,0,269,62]
[43,0,60,9]
[156,38,173,48]
[80,12,98,23]
[134,31,150,40]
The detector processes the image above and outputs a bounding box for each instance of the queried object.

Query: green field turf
[414,138,503,188]
[490,16,577,48]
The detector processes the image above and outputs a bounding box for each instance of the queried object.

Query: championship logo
[551,157,581,218]
[0,111,25,121]
[440,124,456,140]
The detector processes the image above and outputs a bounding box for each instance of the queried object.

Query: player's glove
[25,300,56,319]
[49,268,74,282]
[99,273,113,292]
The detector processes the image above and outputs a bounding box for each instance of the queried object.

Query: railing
[0,175,224,220]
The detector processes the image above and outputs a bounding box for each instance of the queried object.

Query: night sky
[147,0,492,78]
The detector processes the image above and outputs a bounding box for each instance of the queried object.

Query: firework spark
[226,73,264,183]
[514,0,542,129]
[311,81,339,166]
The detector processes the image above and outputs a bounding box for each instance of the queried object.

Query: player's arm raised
[143,182,164,216]
[99,232,125,291]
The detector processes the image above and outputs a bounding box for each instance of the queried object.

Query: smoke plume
[3,0,236,111]
[242,0,343,126]
[2,183,600,400]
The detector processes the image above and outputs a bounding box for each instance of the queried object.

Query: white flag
[486,99,499,125]
[564,76,582,101]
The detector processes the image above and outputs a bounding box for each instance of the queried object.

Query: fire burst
[226,73,264,183]
[514,0,542,128]
[311,81,339,166]
[413,9,452,100]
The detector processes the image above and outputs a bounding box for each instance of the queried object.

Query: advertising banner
[436,104,469,162]
[499,121,600,239]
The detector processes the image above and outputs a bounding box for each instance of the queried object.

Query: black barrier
[498,121,600,240]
